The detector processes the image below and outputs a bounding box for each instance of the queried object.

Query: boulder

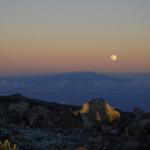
[0,139,17,150]
[80,98,120,127]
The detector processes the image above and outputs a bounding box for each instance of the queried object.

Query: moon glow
[111,54,117,62]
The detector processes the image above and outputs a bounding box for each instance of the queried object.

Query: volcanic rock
[80,97,121,127]
[0,94,150,150]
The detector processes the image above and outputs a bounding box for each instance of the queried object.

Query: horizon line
[0,71,150,77]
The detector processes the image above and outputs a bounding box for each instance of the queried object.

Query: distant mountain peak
[10,93,25,98]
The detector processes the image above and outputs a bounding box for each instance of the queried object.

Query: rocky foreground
[0,94,150,150]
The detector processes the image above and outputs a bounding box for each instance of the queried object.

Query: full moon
[111,54,117,62]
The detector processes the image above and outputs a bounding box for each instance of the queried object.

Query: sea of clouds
[0,72,150,111]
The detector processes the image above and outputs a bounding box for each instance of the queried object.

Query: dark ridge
[0,93,80,111]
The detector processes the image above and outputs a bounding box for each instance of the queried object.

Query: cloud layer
[0,72,150,111]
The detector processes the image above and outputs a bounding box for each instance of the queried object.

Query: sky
[0,0,150,74]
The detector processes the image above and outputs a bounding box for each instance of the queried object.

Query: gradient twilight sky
[0,0,150,74]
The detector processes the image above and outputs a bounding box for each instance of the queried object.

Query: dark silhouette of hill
[0,93,80,111]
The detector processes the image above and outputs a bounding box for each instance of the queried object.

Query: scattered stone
[0,94,150,150]
[75,147,87,150]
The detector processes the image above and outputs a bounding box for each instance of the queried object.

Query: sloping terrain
[0,94,150,150]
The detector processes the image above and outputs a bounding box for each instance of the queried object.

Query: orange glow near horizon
[0,0,150,74]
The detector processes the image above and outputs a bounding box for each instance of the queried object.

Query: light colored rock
[80,102,90,114]
[75,147,87,150]
[80,98,120,127]
[104,101,121,122]
[72,110,80,117]
[0,139,17,150]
